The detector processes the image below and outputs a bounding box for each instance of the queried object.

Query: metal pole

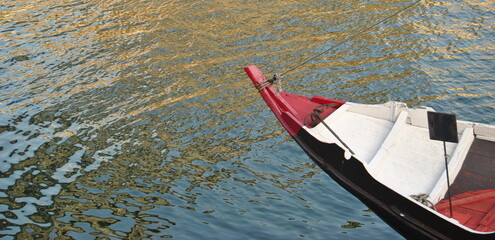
[444,141,453,218]
[313,113,355,156]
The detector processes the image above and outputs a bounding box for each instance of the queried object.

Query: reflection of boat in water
[245,65,495,239]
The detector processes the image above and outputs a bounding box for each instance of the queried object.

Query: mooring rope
[411,194,436,210]
[267,0,421,83]
[255,73,282,91]
[255,81,272,92]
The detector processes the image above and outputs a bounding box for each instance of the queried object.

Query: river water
[0,0,493,239]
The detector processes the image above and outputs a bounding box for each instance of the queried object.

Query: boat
[245,65,495,239]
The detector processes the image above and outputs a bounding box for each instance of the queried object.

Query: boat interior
[305,101,495,232]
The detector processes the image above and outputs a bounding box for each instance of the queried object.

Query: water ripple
[0,0,493,239]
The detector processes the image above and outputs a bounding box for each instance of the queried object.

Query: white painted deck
[305,102,476,203]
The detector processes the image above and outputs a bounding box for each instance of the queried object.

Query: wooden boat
[245,65,495,239]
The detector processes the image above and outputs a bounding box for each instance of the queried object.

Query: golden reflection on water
[1,0,494,239]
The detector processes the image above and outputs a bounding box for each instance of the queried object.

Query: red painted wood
[244,65,344,136]
[435,189,495,232]
[479,207,495,232]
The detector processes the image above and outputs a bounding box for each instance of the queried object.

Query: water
[0,0,493,239]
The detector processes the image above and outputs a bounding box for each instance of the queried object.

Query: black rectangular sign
[427,111,459,143]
